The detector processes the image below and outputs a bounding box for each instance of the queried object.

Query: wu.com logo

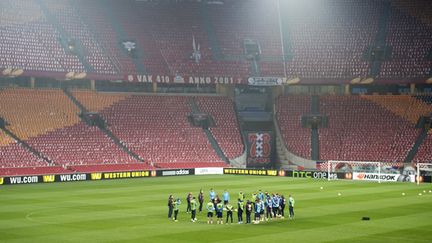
[9,176,38,184]
[60,174,87,182]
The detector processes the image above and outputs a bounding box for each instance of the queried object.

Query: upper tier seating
[135,1,214,76]
[98,0,170,75]
[0,0,85,73]
[280,0,379,79]
[392,0,432,27]
[207,0,284,77]
[73,0,136,74]
[1,0,430,80]
[43,0,117,75]
[379,4,432,78]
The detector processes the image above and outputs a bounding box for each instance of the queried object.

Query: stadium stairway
[273,112,316,170]
[403,95,432,163]
[188,97,200,113]
[200,2,223,60]
[369,1,391,77]
[63,88,88,113]
[250,59,261,77]
[376,2,392,45]
[188,97,230,165]
[311,96,320,161]
[278,0,295,62]
[203,129,230,164]
[69,0,121,74]
[0,123,53,165]
[404,129,429,163]
[103,1,146,74]
[99,126,150,165]
[63,89,150,167]
[276,95,312,160]
[35,0,94,73]
[201,1,252,65]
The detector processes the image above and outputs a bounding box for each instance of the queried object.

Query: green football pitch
[1,175,431,242]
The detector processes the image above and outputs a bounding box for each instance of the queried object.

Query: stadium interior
[0,0,431,176]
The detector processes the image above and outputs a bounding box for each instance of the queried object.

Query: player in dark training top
[245,200,252,224]
[168,195,174,219]
[198,189,204,213]
[216,201,224,224]
[186,192,192,213]
[237,198,244,224]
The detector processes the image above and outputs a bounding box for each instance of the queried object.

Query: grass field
[0,175,432,242]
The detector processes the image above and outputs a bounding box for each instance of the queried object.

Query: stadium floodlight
[417,163,432,185]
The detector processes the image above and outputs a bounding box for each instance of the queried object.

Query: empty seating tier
[276,96,312,159]
[318,96,419,162]
[195,96,244,159]
[1,0,430,80]
[97,95,224,166]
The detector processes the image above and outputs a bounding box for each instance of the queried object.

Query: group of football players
[167,189,295,224]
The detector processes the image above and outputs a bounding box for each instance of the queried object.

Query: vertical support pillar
[345,84,350,95]
[152,82,157,93]
[90,80,95,91]
[410,83,415,94]
[30,77,36,88]
[216,83,221,94]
